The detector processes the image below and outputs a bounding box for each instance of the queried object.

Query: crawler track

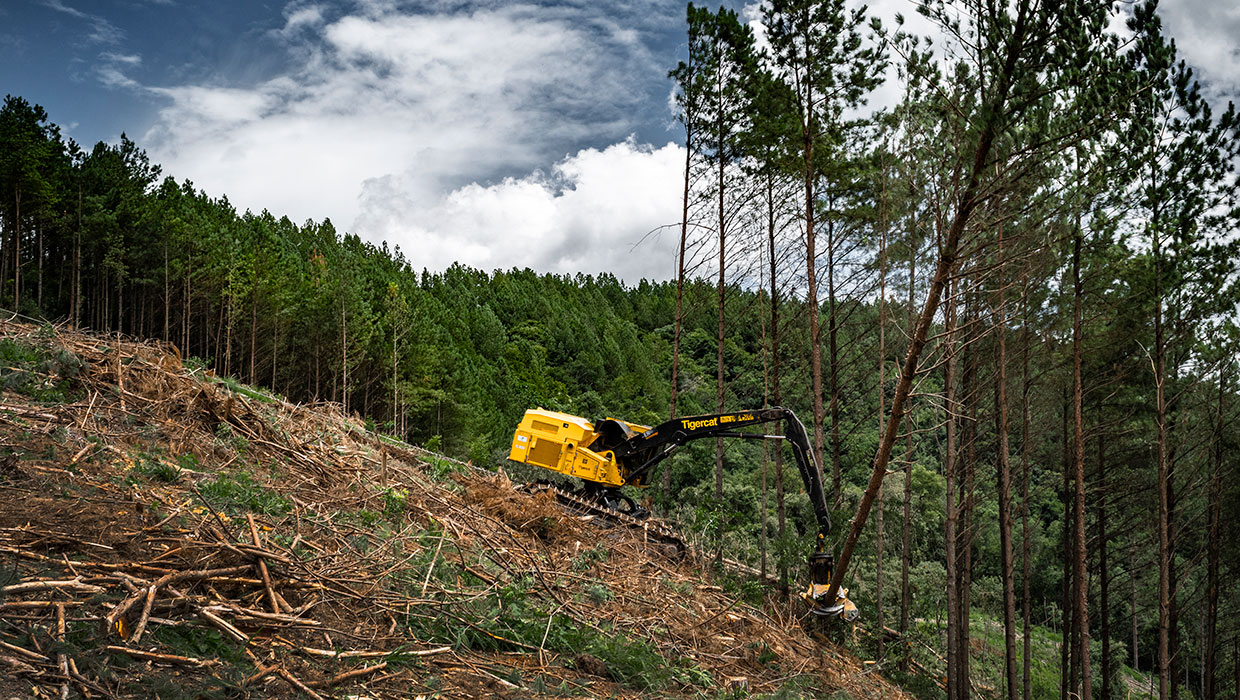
[519,481,685,552]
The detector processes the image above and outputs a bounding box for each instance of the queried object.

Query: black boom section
[613,407,832,537]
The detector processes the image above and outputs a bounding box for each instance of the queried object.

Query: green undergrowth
[0,334,83,402]
[198,469,291,517]
[206,373,280,403]
[402,572,714,691]
[878,610,1159,700]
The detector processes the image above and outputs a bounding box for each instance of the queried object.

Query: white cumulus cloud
[356,139,686,283]
[134,1,680,280]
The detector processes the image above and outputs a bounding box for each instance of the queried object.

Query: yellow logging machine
[508,406,858,621]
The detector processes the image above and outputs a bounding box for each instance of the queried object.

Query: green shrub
[585,582,613,604]
[0,338,83,402]
[199,471,290,516]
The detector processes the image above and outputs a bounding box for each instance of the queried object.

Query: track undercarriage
[518,481,685,553]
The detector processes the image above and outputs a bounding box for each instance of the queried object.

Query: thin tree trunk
[760,264,770,581]
[249,290,257,386]
[13,186,21,308]
[36,222,42,310]
[900,230,915,663]
[715,93,726,517]
[805,133,824,509]
[995,226,1018,700]
[341,292,348,413]
[958,300,976,700]
[1155,210,1171,700]
[827,205,842,506]
[1021,274,1033,700]
[1132,544,1140,670]
[224,290,233,378]
[272,319,279,393]
[73,185,81,330]
[1099,436,1111,700]
[1204,368,1225,700]
[214,297,224,372]
[1169,447,1180,700]
[392,326,399,436]
[875,200,886,660]
[768,168,786,586]
[164,241,169,341]
[944,274,960,700]
[1072,226,1092,700]
[1062,384,1075,700]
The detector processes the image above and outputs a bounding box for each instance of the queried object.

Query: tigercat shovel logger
[507,406,858,621]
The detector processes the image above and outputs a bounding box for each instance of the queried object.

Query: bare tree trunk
[1169,471,1180,700]
[945,275,960,700]
[1099,436,1111,700]
[36,222,42,310]
[1021,275,1033,700]
[213,297,224,372]
[183,264,191,356]
[249,291,257,386]
[224,292,233,378]
[341,292,348,413]
[72,185,81,330]
[995,227,1018,700]
[899,232,915,664]
[715,124,726,515]
[760,257,770,581]
[805,140,825,508]
[763,172,783,587]
[13,186,21,308]
[1062,385,1075,700]
[1132,544,1140,671]
[1204,368,1225,700]
[1072,227,1092,700]
[958,299,976,700]
[1155,222,1171,700]
[768,170,786,586]
[875,206,886,660]
[164,241,169,341]
[827,204,842,506]
[272,320,279,392]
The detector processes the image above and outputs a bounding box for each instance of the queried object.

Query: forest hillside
[3,0,1240,699]
[0,318,911,699]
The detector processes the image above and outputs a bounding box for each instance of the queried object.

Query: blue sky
[2,0,1237,282]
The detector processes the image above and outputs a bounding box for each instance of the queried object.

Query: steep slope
[0,319,908,699]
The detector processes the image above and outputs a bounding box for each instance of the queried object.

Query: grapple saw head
[801,536,859,621]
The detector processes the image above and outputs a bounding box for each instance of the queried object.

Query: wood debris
[0,318,909,699]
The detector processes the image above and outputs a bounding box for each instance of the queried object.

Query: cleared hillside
[0,319,908,699]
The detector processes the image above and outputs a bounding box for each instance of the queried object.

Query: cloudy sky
[2,0,1237,283]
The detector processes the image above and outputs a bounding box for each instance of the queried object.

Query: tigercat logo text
[680,413,756,432]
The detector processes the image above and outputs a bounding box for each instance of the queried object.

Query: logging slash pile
[0,318,908,699]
